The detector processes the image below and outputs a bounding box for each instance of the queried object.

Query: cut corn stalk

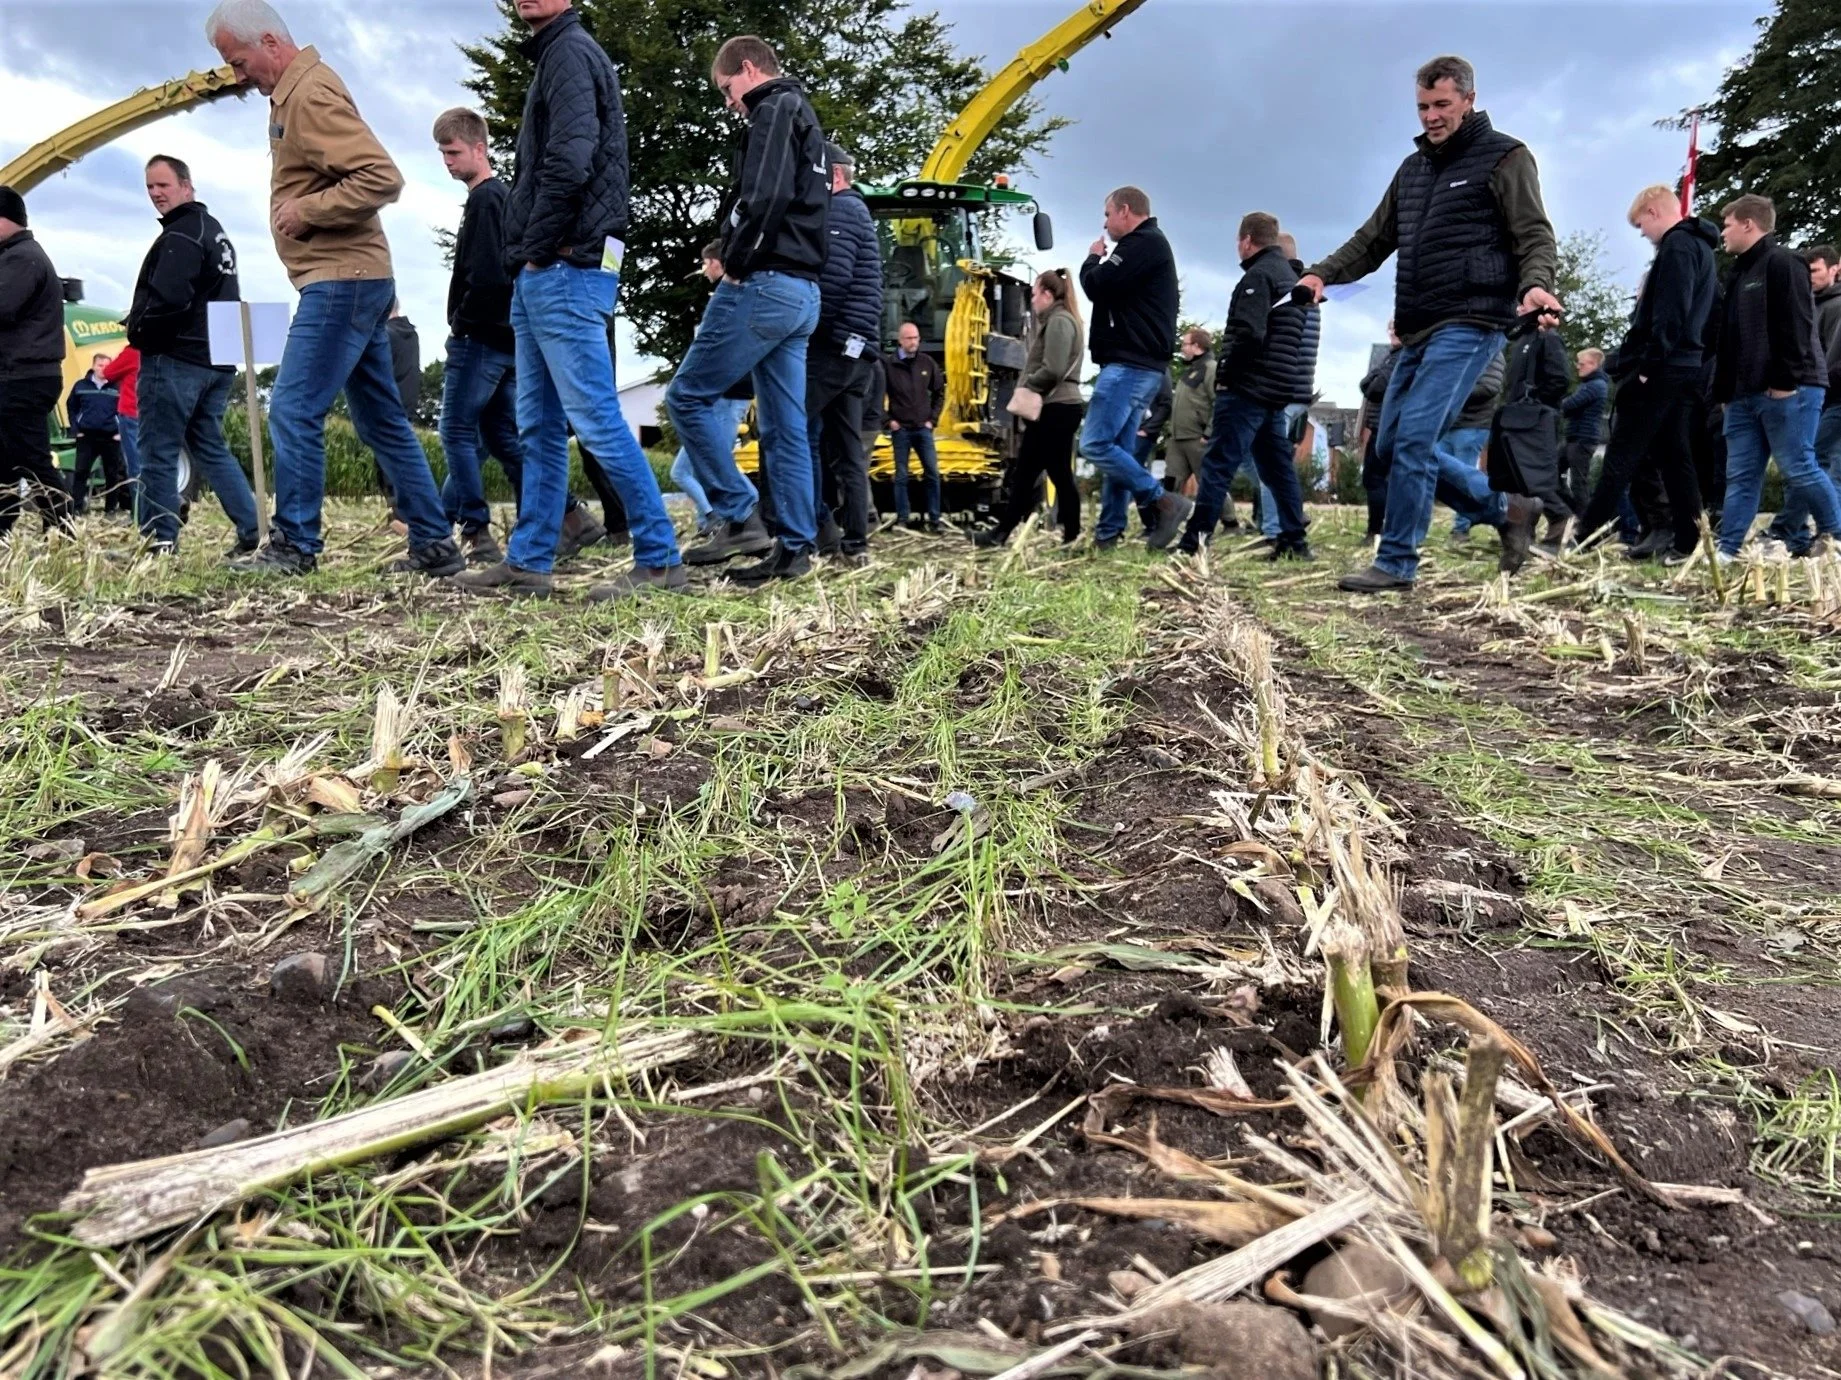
[497,663,529,759]
[162,760,223,896]
[368,684,412,794]
[1322,917,1380,1069]
[61,1026,700,1245]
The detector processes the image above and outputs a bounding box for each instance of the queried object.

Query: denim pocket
[746,276,811,341]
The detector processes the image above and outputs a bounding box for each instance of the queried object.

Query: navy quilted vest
[1392,113,1524,338]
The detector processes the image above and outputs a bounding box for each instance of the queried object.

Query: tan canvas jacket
[267,47,403,288]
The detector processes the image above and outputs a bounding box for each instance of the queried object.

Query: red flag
[1681,111,1700,217]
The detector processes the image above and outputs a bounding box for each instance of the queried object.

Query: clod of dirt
[1153,992,1209,1025]
[1300,1241,1415,1339]
[24,838,85,862]
[126,973,230,1021]
[488,1014,536,1043]
[1777,1290,1836,1336]
[1253,879,1305,928]
[269,952,331,1004]
[195,1118,252,1149]
[1130,1300,1317,1378]
[1109,1269,1151,1300]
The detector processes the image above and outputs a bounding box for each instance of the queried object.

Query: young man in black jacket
[1179,212,1311,558]
[1767,245,1841,554]
[1573,185,1718,560]
[804,143,882,562]
[431,108,601,568]
[0,187,76,540]
[1710,194,1841,561]
[1301,55,1557,590]
[666,34,828,585]
[457,0,680,600]
[1079,186,1193,549]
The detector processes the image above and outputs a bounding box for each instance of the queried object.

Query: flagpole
[1681,108,1701,218]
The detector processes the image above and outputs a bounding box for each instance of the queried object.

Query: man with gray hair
[1300,54,1560,591]
[206,0,461,578]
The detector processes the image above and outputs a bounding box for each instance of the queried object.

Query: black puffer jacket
[1290,257,1321,406]
[0,231,66,382]
[1080,217,1179,372]
[814,187,882,356]
[1607,216,1718,384]
[1454,349,1507,431]
[1713,234,1827,401]
[506,10,630,271]
[126,200,239,370]
[1218,243,1307,409]
[720,77,828,283]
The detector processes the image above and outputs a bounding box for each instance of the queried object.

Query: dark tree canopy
[1553,231,1630,359]
[1689,0,1841,248]
[461,0,1068,365]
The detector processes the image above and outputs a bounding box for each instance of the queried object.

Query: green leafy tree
[461,0,1068,365]
[1554,231,1630,358]
[1686,0,1841,248]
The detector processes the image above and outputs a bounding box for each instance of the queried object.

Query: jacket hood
[1668,216,1719,251]
[741,76,808,113]
[1816,282,1841,306]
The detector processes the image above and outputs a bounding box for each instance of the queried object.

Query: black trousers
[576,446,629,535]
[1362,431,1388,536]
[807,352,874,550]
[72,430,128,513]
[0,376,76,538]
[995,401,1083,541]
[1561,438,1596,517]
[1576,375,1702,554]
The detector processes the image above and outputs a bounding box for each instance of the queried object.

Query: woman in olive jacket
[979,269,1087,545]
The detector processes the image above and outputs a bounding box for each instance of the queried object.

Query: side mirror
[1033,212,1054,252]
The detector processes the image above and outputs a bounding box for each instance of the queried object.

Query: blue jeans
[1373,325,1507,579]
[667,272,820,548]
[891,426,940,522]
[1190,390,1307,544]
[1082,364,1169,542]
[1229,454,1279,537]
[135,352,259,550]
[1721,386,1841,556]
[119,414,140,483]
[439,335,526,533]
[1767,403,1841,553]
[1436,425,1500,536]
[671,396,749,527]
[267,277,449,555]
[508,264,678,572]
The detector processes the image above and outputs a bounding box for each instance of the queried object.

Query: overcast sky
[3,0,1762,407]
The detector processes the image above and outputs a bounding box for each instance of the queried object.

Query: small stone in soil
[363,1049,415,1089]
[195,1118,252,1149]
[269,951,331,1003]
[488,1014,535,1042]
[1301,1241,1415,1340]
[126,973,228,1021]
[1778,1290,1836,1335]
[1253,878,1305,927]
[1131,1300,1316,1379]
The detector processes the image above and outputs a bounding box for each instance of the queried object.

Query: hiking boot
[223,534,259,561]
[1094,535,1121,552]
[1447,524,1475,547]
[229,536,316,576]
[1805,533,1837,560]
[926,516,947,534]
[1145,493,1194,550]
[1657,547,1697,569]
[1625,528,1675,560]
[460,525,503,566]
[1176,532,1204,557]
[730,541,812,585]
[835,549,872,569]
[448,560,554,596]
[904,515,926,532]
[1498,494,1540,574]
[1267,539,1314,563]
[1337,563,1414,594]
[585,564,690,601]
[389,536,466,578]
[555,505,607,560]
[685,510,773,566]
[816,514,843,557]
[970,529,1008,549]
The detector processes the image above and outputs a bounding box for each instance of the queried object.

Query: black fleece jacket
[719,77,828,283]
[1080,217,1179,373]
[1713,234,1827,402]
[1607,216,1718,385]
[449,177,516,356]
[506,9,631,271]
[126,201,239,370]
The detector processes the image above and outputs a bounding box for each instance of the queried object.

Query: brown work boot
[1499,495,1541,574]
[448,560,554,596]
[586,564,691,601]
[460,524,503,566]
[556,505,608,560]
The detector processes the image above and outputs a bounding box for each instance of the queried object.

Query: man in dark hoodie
[1301,55,1557,589]
[127,155,261,554]
[1710,194,1841,562]
[455,0,680,601]
[1766,245,1841,554]
[1178,212,1311,558]
[1078,186,1193,549]
[667,34,828,585]
[0,186,75,540]
[806,142,882,563]
[1573,184,1718,560]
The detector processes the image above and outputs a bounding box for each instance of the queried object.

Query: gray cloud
[4,0,1759,404]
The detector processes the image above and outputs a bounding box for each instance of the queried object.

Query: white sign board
[208,301,290,368]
